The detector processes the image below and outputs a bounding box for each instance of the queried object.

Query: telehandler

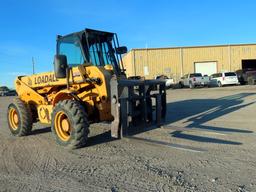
[7,28,166,148]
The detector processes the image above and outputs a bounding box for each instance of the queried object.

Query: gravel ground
[0,85,256,192]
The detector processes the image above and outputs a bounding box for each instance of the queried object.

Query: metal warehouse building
[122,44,256,81]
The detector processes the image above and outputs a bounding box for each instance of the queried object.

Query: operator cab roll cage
[56,28,127,76]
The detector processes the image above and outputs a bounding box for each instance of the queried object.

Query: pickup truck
[179,73,209,88]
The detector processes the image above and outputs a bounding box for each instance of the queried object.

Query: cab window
[59,36,85,67]
[89,42,113,66]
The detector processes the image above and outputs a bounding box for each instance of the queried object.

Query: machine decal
[35,74,58,85]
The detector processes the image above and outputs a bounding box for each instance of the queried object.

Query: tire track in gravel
[34,136,110,191]
[1,136,46,191]
[25,137,104,191]
[0,113,106,191]
[0,134,104,191]
[155,182,175,192]
[0,138,9,174]
[1,139,25,176]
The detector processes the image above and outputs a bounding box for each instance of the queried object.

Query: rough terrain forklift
[7,28,166,148]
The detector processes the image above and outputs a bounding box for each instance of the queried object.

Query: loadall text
[34,74,58,85]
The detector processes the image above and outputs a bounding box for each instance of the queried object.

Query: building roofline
[129,43,256,51]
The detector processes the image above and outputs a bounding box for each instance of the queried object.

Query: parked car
[5,90,17,96]
[210,72,239,87]
[203,74,210,83]
[179,73,208,88]
[0,86,9,96]
[235,69,256,85]
[155,75,174,88]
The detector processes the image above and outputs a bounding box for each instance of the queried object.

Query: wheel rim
[8,108,19,130]
[54,111,71,141]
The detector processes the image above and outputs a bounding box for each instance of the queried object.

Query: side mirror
[115,46,128,54]
[54,55,68,78]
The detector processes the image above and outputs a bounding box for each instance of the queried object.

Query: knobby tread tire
[7,98,33,136]
[51,100,90,149]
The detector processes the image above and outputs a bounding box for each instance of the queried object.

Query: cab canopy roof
[57,28,115,43]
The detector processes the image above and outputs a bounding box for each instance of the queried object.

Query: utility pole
[32,57,35,74]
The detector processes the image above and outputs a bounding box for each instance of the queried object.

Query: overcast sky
[1,0,256,87]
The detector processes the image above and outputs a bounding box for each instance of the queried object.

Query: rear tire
[7,98,33,136]
[248,77,255,85]
[51,100,89,149]
[189,82,194,89]
[217,81,222,87]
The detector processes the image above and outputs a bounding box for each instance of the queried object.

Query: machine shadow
[30,127,51,135]
[86,130,115,147]
[164,92,255,145]
[170,131,242,145]
[82,92,256,147]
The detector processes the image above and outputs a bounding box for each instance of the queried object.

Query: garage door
[194,61,217,76]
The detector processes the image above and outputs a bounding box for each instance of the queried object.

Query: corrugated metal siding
[231,45,256,71]
[130,49,181,79]
[182,46,230,74]
[122,44,256,81]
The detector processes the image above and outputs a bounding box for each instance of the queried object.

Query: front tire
[51,100,89,149]
[7,98,33,136]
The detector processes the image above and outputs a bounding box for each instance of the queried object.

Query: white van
[210,72,239,87]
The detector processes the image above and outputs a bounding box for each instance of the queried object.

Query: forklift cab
[56,28,127,76]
